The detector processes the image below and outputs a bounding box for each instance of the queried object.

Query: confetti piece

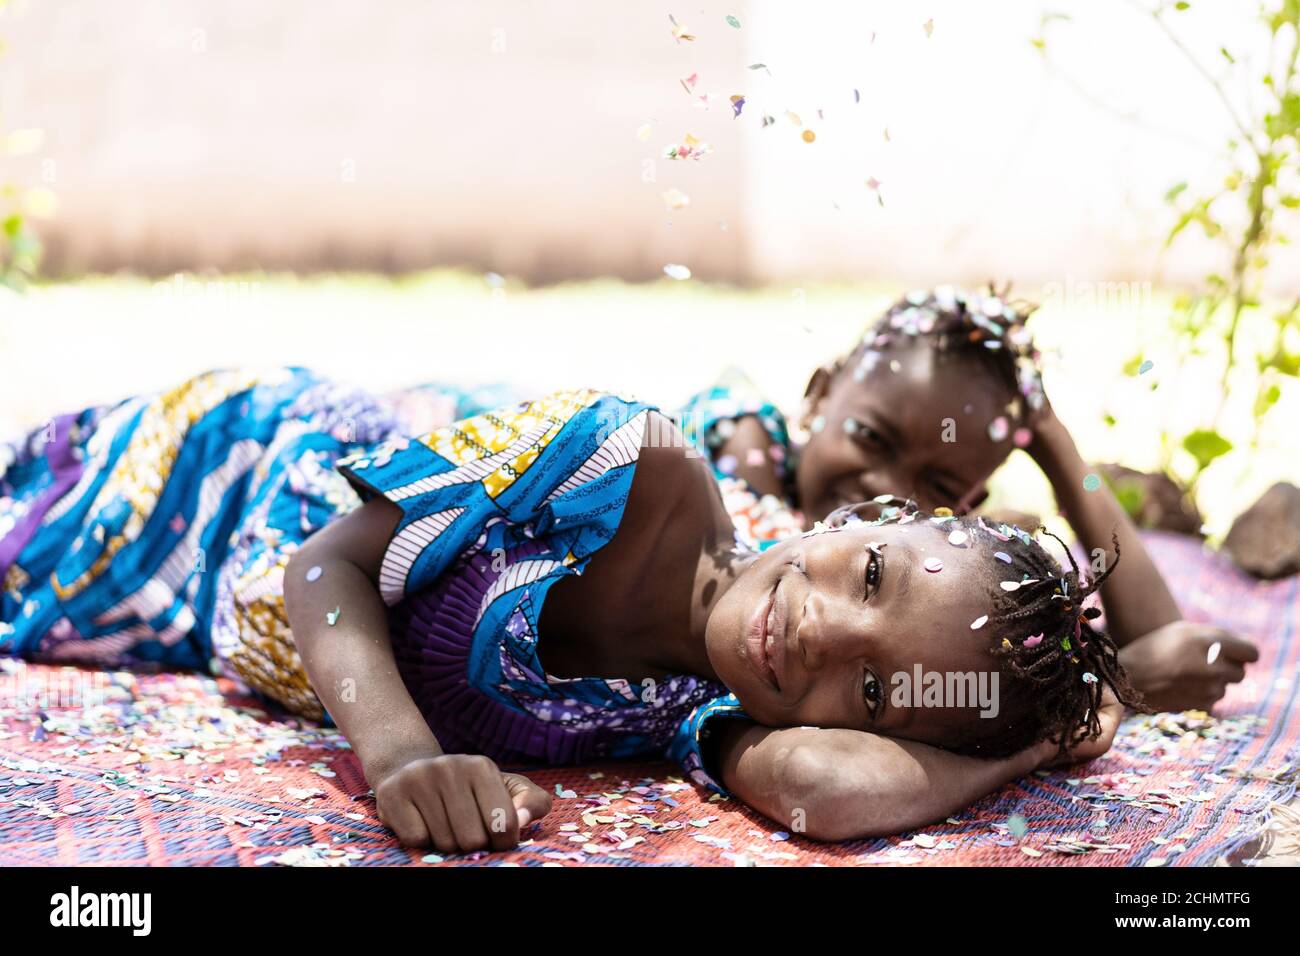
[1083,672,1098,684]
[970,615,988,630]
[1007,814,1028,839]
[1206,642,1221,665]
[663,263,691,280]
[1000,580,1021,592]
[669,14,694,43]
[1082,473,1102,492]
[555,785,577,799]
[663,134,713,161]
[1138,360,1154,374]
[853,88,860,103]
[1013,427,1033,448]
[635,123,653,142]
[933,507,954,517]
[716,454,738,474]
[305,566,322,583]
[987,416,1009,442]
[994,551,1012,564]
[913,833,937,848]
[948,530,968,547]
[1024,633,1043,648]
[1021,846,1042,858]
[748,63,771,76]
[745,448,765,467]
[923,19,935,38]
[661,188,690,210]
[730,94,745,118]
[325,607,341,626]
[801,129,816,143]
[923,557,943,573]
[680,72,698,94]
[726,15,741,28]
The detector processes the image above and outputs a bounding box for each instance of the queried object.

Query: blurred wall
[2,0,1297,290]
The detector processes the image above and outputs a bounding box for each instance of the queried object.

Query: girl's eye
[863,670,882,716]
[846,419,887,452]
[864,548,882,598]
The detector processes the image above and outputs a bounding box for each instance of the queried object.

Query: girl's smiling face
[705,514,1009,747]
[794,343,1018,523]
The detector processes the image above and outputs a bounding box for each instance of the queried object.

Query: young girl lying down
[2,372,1139,852]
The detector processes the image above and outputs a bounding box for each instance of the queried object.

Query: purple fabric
[0,412,85,584]
[386,539,605,765]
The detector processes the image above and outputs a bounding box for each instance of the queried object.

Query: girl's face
[705,517,1006,747]
[794,343,1017,523]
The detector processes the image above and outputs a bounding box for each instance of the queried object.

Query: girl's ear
[799,364,836,428]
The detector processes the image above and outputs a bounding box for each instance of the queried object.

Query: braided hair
[835,283,1046,442]
[848,496,1148,759]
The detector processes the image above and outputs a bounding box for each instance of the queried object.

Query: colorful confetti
[1082,473,1102,492]
[923,557,943,573]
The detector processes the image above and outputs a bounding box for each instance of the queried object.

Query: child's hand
[1035,686,1124,769]
[371,753,553,853]
[1118,621,1259,713]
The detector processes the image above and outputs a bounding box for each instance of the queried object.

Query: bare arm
[715,415,785,499]
[1026,408,1258,710]
[1027,409,1181,646]
[284,495,441,779]
[283,495,551,851]
[714,690,1123,842]
[715,721,1054,841]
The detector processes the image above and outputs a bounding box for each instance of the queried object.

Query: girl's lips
[745,581,781,691]
[766,575,789,688]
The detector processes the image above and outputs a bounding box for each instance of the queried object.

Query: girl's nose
[797,591,868,672]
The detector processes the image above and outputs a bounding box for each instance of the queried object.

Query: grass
[2,269,1296,536]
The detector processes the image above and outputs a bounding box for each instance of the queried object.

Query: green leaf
[1254,383,1282,417]
[1164,181,1188,203]
[1182,429,1233,471]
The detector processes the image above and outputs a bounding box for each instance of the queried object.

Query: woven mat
[1,531,1295,866]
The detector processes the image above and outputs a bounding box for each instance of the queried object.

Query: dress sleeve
[666,692,752,795]
[334,388,656,606]
[678,367,794,485]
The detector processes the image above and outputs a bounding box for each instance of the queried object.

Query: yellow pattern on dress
[422,389,604,499]
[50,368,285,601]
[222,551,324,721]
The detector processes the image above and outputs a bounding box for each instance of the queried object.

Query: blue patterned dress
[0,369,748,791]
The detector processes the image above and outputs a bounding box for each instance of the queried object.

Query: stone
[1094,463,1203,537]
[1223,482,1300,580]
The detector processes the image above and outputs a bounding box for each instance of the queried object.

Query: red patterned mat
[1,532,1296,866]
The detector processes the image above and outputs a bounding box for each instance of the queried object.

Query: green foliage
[1144,0,1300,493]
[0,0,44,290]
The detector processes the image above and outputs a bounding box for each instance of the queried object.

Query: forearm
[716,722,1047,841]
[284,550,442,780]
[1029,414,1181,644]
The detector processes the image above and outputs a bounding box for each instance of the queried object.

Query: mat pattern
[1,531,1296,866]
